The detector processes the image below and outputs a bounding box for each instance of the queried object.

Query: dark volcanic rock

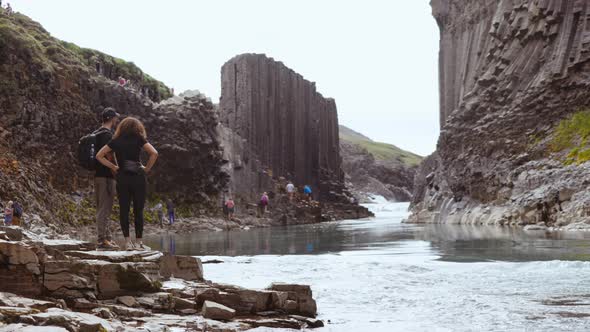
[410,0,590,225]
[219,53,371,218]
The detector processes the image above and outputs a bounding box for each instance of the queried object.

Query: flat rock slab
[41,239,96,252]
[202,300,236,321]
[65,250,163,263]
[0,324,68,332]
[0,292,55,310]
[31,308,113,331]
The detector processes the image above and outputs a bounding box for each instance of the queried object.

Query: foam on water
[199,201,590,331]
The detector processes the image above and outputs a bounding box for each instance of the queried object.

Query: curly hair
[113,117,147,140]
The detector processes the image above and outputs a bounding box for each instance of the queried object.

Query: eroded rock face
[410,0,590,225]
[220,54,346,203]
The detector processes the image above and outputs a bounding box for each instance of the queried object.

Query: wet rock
[201,300,236,321]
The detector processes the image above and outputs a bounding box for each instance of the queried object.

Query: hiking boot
[125,242,135,251]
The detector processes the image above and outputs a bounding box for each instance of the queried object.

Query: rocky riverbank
[0,226,323,331]
[409,1,590,227]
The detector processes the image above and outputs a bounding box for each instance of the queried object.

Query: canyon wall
[410,0,590,227]
[219,54,346,203]
[0,13,227,224]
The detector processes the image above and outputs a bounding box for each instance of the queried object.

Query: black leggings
[117,172,146,238]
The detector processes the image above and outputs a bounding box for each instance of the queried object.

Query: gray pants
[95,177,116,242]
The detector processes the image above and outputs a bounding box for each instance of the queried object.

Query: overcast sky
[10,0,440,156]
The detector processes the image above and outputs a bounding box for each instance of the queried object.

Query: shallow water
[146,198,590,331]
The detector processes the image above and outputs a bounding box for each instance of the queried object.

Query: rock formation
[0,226,323,331]
[339,125,421,202]
[219,54,372,220]
[0,13,228,224]
[220,53,345,202]
[410,0,590,226]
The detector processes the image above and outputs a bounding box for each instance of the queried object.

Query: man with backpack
[93,107,120,249]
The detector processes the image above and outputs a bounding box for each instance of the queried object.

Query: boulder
[201,301,235,321]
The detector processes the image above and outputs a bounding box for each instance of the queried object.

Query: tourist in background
[11,201,22,226]
[96,117,159,251]
[166,199,175,225]
[286,181,295,201]
[260,192,269,215]
[225,197,235,220]
[303,185,312,201]
[154,202,164,228]
[4,201,13,226]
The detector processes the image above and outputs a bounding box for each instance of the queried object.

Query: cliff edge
[410,0,590,228]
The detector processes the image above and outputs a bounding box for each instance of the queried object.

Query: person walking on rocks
[96,117,159,251]
[3,201,13,226]
[166,199,175,225]
[225,197,235,220]
[260,192,269,216]
[94,108,120,250]
[286,182,295,201]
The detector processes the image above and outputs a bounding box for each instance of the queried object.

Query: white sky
[9,0,440,156]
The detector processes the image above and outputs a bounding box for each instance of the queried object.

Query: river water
[145,198,590,331]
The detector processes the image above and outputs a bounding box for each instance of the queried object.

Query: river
[145,198,590,331]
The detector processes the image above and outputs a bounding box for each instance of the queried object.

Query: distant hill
[339,125,423,167]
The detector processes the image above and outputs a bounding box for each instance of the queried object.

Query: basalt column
[220,54,344,201]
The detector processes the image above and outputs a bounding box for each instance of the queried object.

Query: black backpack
[78,128,110,171]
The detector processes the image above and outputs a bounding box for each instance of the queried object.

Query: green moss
[339,125,423,166]
[550,110,590,164]
[0,12,171,101]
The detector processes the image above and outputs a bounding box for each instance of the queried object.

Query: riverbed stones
[202,300,236,321]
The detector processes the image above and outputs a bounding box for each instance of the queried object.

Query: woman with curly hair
[96,117,158,250]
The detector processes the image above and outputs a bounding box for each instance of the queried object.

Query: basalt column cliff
[410,0,590,227]
[219,54,350,204]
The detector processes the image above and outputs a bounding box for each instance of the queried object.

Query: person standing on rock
[260,192,269,216]
[166,199,175,225]
[154,202,164,228]
[94,108,120,250]
[11,201,22,226]
[286,182,295,201]
[3,201,13,226]
[96,117,159,251]
[225,197,235,220]
[303,185,312,201]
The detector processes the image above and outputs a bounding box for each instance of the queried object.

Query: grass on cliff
[550,110,590,165]
[0,12,171,100]
[339,125,423,166]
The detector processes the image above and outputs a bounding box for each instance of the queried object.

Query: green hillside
[339,125,423,166]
